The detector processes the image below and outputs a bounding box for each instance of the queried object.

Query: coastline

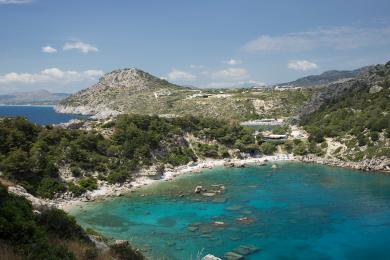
[56,155,292,211]
[6,154,389,212]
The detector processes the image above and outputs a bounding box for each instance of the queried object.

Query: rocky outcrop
[297,155,390,172]
[298,62,390,121]
[7,185,55,209]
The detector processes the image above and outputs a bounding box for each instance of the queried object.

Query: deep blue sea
[0,105,85,125]
[71,162,390,260]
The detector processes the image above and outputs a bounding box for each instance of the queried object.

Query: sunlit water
[71,162,390,260]
[0,105,86,125]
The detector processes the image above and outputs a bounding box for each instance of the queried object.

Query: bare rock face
[55,68,179,118]
[8,185,55,209]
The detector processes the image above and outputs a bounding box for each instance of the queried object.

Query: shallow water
[0,105,86,125]
[71,162,390,259]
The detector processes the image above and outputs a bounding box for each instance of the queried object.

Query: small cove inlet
[71,162,390,260]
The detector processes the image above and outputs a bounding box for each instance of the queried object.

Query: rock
[235,217,256,224]
[369,84,383,94]
[271,164,278,169]
[211,221,225,226]
[224,251,244,260]
[202,192,216,197]
[212,197,227,203]
[233,245,260,256]
[195,185,204,193]
[115,240,129,246]
[202,254,222,260]
[188,226,199,232]
[226,205,243,211]
[166,241,176,247]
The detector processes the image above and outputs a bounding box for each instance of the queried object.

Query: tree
[260,142,276,155]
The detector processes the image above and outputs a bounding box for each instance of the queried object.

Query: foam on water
[71,162,390,259]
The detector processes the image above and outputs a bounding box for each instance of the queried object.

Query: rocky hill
[280,66,373,88]
[55,68,313,120]
[0,89,69,105]
[299,62,390,120]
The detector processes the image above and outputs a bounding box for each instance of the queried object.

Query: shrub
[260,142,276,155]
[38,208,87,240]
[78,177,97,191]
[293,142,307,156]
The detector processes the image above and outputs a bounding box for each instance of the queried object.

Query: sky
[1,0,390,93]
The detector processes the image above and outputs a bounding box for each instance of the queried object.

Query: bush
[260,142,276,155]
[36,177,66,199]
[110,243,145,260]
[293,142,307,156]
[108,170,129,184]
[68,182,86,196]
[38,208,86,240]
[78,177,97,191]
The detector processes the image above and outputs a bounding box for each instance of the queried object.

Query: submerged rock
[226,205,244,211]
[188,226,199,232]
[233,245,260,256]
[202,192,216,197]
[224,251,244,260]
[235,217,256,224]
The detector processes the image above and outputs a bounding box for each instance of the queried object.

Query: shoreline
[7,154,389,212]
[56,155,292,211]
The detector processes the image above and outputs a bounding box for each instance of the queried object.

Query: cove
[70,162,390,259]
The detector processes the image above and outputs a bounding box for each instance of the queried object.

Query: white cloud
[0,68,104,84]
[41,45,57,54]
[0,0,32,4]
[222,59,242,65]
[243,26,390,52]
[288,60,319,71]
[63,41,99,53]
[212,68,249,80]
[167,69,196,81]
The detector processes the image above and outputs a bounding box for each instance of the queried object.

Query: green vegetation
[0,115,261,198]
[0,184,144,259]
[301,77,390,160]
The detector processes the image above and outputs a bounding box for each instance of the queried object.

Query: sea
[0,105,86,125]
[70,162,390,260]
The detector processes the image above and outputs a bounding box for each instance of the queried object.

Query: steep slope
[56,68,313,120]
[55,68,186,117]
[298,61,390,164]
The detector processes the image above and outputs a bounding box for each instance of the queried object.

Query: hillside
[299,61,390,164]
[0,89,69,105]
[56,68,313,120]
[279,66,373,88]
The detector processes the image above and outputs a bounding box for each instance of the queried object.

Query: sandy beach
[56,154,294,211]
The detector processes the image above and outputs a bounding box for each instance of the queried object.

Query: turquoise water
[71,163,390,260]
[0,105,86,125]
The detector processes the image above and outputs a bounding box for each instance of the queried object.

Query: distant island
[0,89,70,105]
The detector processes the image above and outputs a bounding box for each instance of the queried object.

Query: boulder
[202,254,222,260]
[115,240,129,246]
[194,185,204,193]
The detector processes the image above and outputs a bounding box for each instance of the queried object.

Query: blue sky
[1,0,390,93]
